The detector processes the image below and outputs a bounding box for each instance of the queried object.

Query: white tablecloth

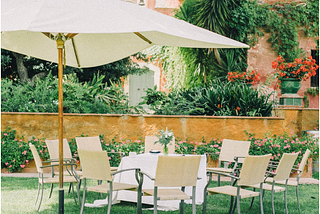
[86,153,206,211]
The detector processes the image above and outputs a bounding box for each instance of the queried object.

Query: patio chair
[144,136,175,154]
[139,155,201,214]
[206,139,251,186]
[265,149,311,213]
[78,149,142,214]
[245,153,298,214]
[45,139,82,194]
[203,154,271,214]
[75,136,124,172]
[29,143,80,211]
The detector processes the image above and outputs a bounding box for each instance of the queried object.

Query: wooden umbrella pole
[57,34,64,214]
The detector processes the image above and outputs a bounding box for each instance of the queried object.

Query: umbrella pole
[57,35,64,214]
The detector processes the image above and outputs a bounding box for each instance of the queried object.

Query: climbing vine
[303,87,319,108]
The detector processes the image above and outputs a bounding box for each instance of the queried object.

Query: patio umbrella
[1,0,249,212]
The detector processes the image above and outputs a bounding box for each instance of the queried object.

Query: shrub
[1,128,318,173]
[1,127,33,173]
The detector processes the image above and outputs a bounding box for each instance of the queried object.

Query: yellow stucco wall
[1,108,318,141]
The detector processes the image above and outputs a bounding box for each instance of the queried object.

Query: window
[310,50,319,87]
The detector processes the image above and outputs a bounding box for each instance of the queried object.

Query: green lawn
[1,177,319,214]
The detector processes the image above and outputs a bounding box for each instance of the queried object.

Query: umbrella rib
[71,38,81,67]
[134,32,152,44]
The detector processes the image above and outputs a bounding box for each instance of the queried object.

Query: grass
[1,177,319,214]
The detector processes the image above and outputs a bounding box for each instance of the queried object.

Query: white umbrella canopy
[2,0,248,68]
[2,0,249,212]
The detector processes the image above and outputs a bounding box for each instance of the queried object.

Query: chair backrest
[298,149,311,175]
[29,143,43,173]
[78,149,112,181]
[154,155,201,187]
[219,139,251,163]
[45,139,72,159]
[75,136,102,151]
[238,154,271,186]
[145,136,175,154]
[274,153,299,181]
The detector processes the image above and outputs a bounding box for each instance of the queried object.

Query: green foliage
[303,87,319,108]
[1,127,318,173]
[141,80,274,117]
[1,73,141,114]
[246,131,319,165]
[1,127,33,173]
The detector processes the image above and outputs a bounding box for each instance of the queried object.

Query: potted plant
[155,128,174,155]
[272,55,318,94]
[227,70,260,85]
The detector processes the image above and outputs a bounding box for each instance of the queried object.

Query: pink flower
[213,144,219,148]
[292,152,295,154]
[43,145,47,148]
[277,153,280,156]
[19,145,22,148]
[14,139,17,141]
[101,140,104,143]
[210,145,214,148]
[105,143,109,146]
[190,141,193,144]
[3,133,8,136]
[176,145,180,148]
[290,132,293,135]
[108,157,111,160]
[20,165,25,168]
[298,151,301,154]
[218,147,221,149]
[22,150,27,155]
[40,150,43,154]
[34,138,38,141]
[280,136,283,139]
[184,146,187,149]
[270,156,274,160]
[5,162,8,166]
[213,139,216,141]
[19,139,22,142]
[111,149,115,152]
[276,145,280,148]
[178,141,183,144]
[9,165,12,168]
[13,159,15,162]
[284,140,287,143]
[76,160,80,164]
[116,145,119,148]
[26,160,29,163]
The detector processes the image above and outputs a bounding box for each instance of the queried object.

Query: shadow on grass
[1,177,319,214]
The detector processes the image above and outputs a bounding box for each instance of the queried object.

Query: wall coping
[1,111,285,120]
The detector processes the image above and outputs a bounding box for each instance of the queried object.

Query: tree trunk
[12,52,29,83]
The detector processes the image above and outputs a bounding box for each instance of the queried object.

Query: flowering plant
[155,128,174,148]
[227,70,260,84]
[272,55,318,81]
[1,127,33,173]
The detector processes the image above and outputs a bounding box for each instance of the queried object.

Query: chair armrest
[234,156,245,162]
[111,168,140,176]
[43,158,76,163]
[207,170,239,180]
[40,162,77,169]
[139,171,155,181]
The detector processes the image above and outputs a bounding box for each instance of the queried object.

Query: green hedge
[1,127,318,173]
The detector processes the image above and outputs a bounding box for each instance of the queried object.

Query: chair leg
[180,186,185,214]
[107,190,113,214]
[260,185,264,214]
[71,182,77,205]
[218,174,221,186]
[249,188,255,210]
[68,182,72,194]
[76,181,81,206]
[284,185,288,214]
[192,186,196,214]
[236,195,240,214]
[229,196,234,214]
[80,180,87,214]
[49,183,54,198]
[202,190,208,214]
[296,185,301,212]
[35,182,41,205]
[37,183,44,211]
[154,187,158,214]
[271,190,275,214]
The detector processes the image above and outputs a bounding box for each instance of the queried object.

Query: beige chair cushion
[207,186,260,199]
[219,139,251,163]
[76,136,102,151]
[143,188,192,200]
